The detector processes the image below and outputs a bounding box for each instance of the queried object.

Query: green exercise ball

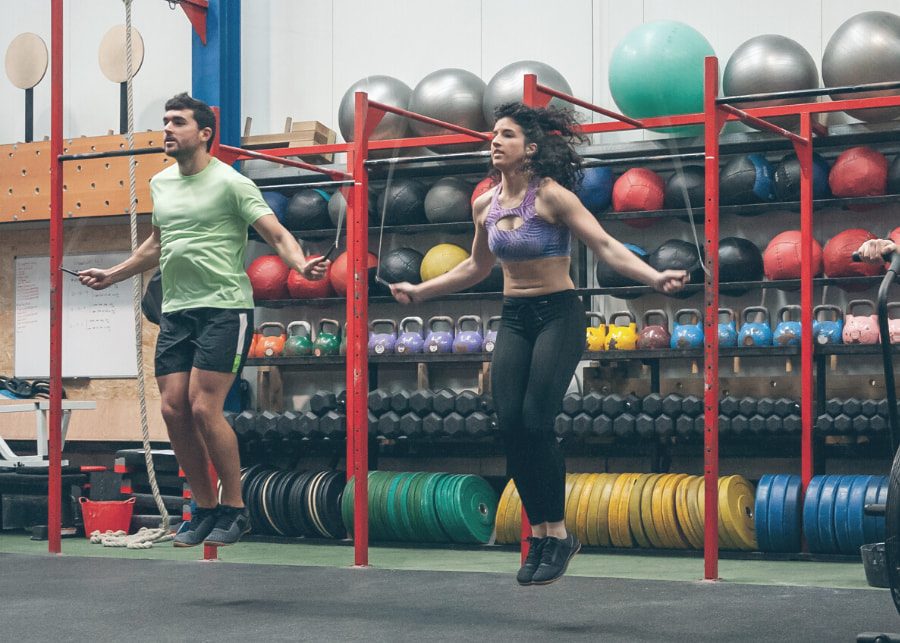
[608,20,714,135]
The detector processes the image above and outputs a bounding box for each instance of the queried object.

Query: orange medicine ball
[247,255,290,300]
[762,230,823,281]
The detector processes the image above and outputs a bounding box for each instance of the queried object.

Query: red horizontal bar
[367,100,492,142]
[219,144,352,180]
[719,104,807,145]
[534,82,644,128]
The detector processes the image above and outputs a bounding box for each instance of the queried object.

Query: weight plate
[406,472,429,542]
[847,475,874,553]
[754,474,774,552]
[596,473,621,548]
[574,473,599,546]
[685,476,705,548]
[582,473,607,547]
[606,474,630,547]
[876,476,888,543]
[863,476,886,545]
[613,473,640,548]
[640,474,667,548]
[451,474,499,543]
[384,473,407,541]
[429,473,456,542]
[565,473,590,536]
[661,473,691,549]
[305,471,328,538]
[495,478,517,544]
[833,476,856,554]
[766,474,790,553]
[675,475,702,549]
[719,475,757,550]
[696,478,737,550]
[504,481,524,545]
[780,475,803,553]
[802,475,825,553]
[392,472,416,542]
[272,470,297,536]
[651,474,677,549]
[628,473,655,548]
[290,470,317,537]
[366,471,389,541]
[816,475,843,554]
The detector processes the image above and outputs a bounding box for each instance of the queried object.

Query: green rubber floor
[0,532,877,591]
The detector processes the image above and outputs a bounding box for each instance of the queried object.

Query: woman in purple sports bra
[390,103,688,585]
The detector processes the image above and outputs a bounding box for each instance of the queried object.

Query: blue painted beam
[192,0,241,147]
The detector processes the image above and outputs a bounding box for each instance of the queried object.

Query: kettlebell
[738,306,773,347]
[637,310,671,349]
[257,322,287,358]
[424,316,454,353]
[249,327,262,359]
[453,315,484,353]
[483,316,501,353]
[284,321,314,356]
[605,311,638,350]
[717,308,738,347]
[671,309,704,349]
[843,300,880,345]
[396,317,425,354]
[812,305,843,345]
[772,305,802,346]
[368,319,398,355]
[888,303,900,345]
[585,312,607,351]
[313,318,342,356]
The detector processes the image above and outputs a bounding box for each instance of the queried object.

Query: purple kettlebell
[368,319,398,355]
[396,316,425,354]
[453,315,484,353]
[482,316,501,352]
[424,315,454,354]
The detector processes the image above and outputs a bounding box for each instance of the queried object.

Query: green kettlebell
[284,321,313,357]
[313,318,341,357]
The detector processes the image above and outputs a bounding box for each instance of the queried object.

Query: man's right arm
[78,227,162,290]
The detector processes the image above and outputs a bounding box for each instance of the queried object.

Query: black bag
[141,270,163,325]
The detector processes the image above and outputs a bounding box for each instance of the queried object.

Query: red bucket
[79,497,135,537]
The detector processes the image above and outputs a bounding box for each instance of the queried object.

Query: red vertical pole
[350,92,371,567]
[48,0,64,555]
[203,462,218,560]
[796,113,814,493]
[702,56,722,581]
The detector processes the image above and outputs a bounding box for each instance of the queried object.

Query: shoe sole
[530,541,582,586]
[172,540,202,548]
[204,526,250,547]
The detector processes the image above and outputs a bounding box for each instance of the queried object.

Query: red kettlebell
[637,310,671,349]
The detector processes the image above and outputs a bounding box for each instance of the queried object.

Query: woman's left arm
[546,182,687,294]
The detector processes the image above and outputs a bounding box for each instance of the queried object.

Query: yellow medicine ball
[420,243,470,281]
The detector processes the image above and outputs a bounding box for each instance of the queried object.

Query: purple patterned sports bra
[485,179,571,262]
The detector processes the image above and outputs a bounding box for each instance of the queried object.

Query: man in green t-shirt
[78,93,328,546]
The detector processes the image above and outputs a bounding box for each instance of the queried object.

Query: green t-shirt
[150,157,271,313]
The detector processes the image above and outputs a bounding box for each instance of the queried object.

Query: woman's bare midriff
[501,256,575,297]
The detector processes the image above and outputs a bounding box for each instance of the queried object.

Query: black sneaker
[516,536,548,586]
[204,505,250,546]
[172,505,219,548]
[530,533,581,585]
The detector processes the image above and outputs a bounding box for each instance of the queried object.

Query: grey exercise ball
[409,68,488,153]
[338,75,412,141]
[424,177,472,223]
[723,35,819,130]
[327,189,377,227]
[483,60,573,123]
[822,11,900,122]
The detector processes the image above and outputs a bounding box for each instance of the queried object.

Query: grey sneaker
[531,533,581,585]
[172,506,219,548]
[204,505,250,546]
[516,537,548,586]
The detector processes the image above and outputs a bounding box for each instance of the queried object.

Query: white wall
[4,0,900,143]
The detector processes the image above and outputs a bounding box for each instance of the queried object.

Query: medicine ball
[647,239,704,298]
[596,243,647,299]
[719,237,763,296]
[468,262,504,293]
[424,177,472,223]
[380,247,424,284]
[664,165,705,210]
[577,167,614,214]
[141,270,162,325]
[612,168,664,228]
[773,152,831,202]
[420,243,470,281]
[720,154,775,206]
[891,226,900,246]
[888,156,900,195]
[829,146,888,198]
[286,255,334,299]
[823,229,884,286]
[330,251,378,296]
[376,179,427,225]
[328,189,377,228]
[262,191,289,225]
[471,176,499,205]
[762,230,823,283]
[285,189,331,230]
[247,255,290,300]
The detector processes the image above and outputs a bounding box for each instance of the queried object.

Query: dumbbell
[257,410,281,444]
[675,415,694,438]
[731,415,749,435]
[593,414,613,437]
[310,391,337,415]
[554,414,574,439]
[409,390,434,416]
[842,398,862,418]
[582,392,604,416]
[825,398,844,417]
[716,415,731,434]
[783,414,801,434]
[642,393,663,418]
[756,398,776,417]
[444,412,466,438]
[681,395,702,418]
[765,415,783,434]
[368,389,392,415]
[465,412,494,438]
[399,412,422,439]
[391,390,412,414]
[635,413,655,438]
[861,399,879,418]
[833,413,853,434]
[738,397,757,417]
[432,389,457,416]
[297,411,321,439]
[455,391,481,416]
[561,393,583,416]
[233,411,261,443]
[377,412,402,439]
[851,414,869,433]
[655,415,675,438]
[614,413,636,438]
[572,413,593,439]
[870,415,887,433]
[603,394,630,417]
[661,394,683,418]
[422,413,445,438]
[815,414,833,435]
[277,411,300,441]
[749,414,767,435]
[319,411,346,438]
[481,395,494,415]
[719,396,741,418]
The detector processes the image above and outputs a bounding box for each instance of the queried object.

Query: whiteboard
[15,253,139,378]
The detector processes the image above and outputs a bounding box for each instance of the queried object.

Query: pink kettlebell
[842,299,880,345]
[888,302,900,345]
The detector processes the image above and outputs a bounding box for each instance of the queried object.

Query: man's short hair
[164,92,216,151]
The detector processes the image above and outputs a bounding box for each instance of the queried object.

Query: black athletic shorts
[155,307,254,377]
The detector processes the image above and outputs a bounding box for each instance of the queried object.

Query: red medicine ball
[330,251,378,295]
[823,229,884,284]
[828,146,888,198]
[890,226,900,246]
[762,230,823,281]
[612,168,664,229]
[286,255,334,299]
[247,255,290,300]
[471,176,498,205]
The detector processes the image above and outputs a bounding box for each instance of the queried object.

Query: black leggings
[491,289,585,525]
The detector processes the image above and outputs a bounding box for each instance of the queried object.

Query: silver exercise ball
[338,75,412,141]
[424,177,472,223]
[822,11,900,122]
[723,35,819,130]
[483,60,573,123]
[409,68,488,153]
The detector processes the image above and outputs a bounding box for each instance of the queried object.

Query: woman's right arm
[78,227,162,290]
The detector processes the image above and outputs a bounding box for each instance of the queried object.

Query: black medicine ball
[376,179,427,225]
[648,239,704,298]
[888,155,900,195]
[720,154,775,207]
[285,189,331,230]
[380,247,424,284]
[664,165,705,210]
[596,244,648,299]
[719,237,763,296]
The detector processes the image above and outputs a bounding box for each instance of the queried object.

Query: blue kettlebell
[772,305,802,346]
[670,309,704,349]
[738,306,773,347]
[424,315,454,354]
[368,319,398,355]
[396,316,425,354]
[717,308,738,347]
[453,315,484,353]
[812,305,843,345]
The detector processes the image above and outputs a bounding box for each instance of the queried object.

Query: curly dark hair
[165,92,216,151]
[487,102,585,191]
